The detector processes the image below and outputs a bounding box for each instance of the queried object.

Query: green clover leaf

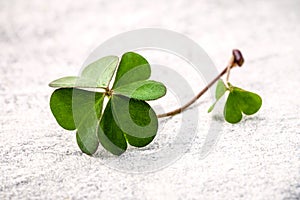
[224,85,262,123]
[208,79,228,113]
[98,95,158,155]
[113,52,151,88]
[208,80,262,124]
[49,52,166,155]
[113,80,167,100]
[50,88,105,154]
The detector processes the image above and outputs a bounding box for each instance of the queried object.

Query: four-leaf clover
[49,52,166,155]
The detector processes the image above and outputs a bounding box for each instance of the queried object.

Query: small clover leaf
[224,85,262,123]
[208,79,228,113]
[49,52,166,155]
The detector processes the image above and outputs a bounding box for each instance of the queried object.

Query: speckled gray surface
[0,0,300,199]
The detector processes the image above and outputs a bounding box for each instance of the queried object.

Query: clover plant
[49,50,262,155]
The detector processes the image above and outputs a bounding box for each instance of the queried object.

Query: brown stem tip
[233,49,244,67]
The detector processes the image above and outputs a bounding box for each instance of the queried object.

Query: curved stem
[157,53,240,118]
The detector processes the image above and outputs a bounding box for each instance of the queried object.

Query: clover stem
[157,50,242,118]
[225,56,235,84]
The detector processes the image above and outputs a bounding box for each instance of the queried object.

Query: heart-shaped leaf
[50,88,105,154]
[113,52,151,88]
[98,95,158,155]
[113,80,166,101]
[50,88,76,130]
[224,86,262,123]
[111,95,157,147]
[98,99,128,155]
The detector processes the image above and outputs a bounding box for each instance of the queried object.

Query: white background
[0,0,299,199]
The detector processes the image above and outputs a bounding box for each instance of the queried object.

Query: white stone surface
[0,0,299,199]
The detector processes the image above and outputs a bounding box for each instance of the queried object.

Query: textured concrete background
[0,0,299,199]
